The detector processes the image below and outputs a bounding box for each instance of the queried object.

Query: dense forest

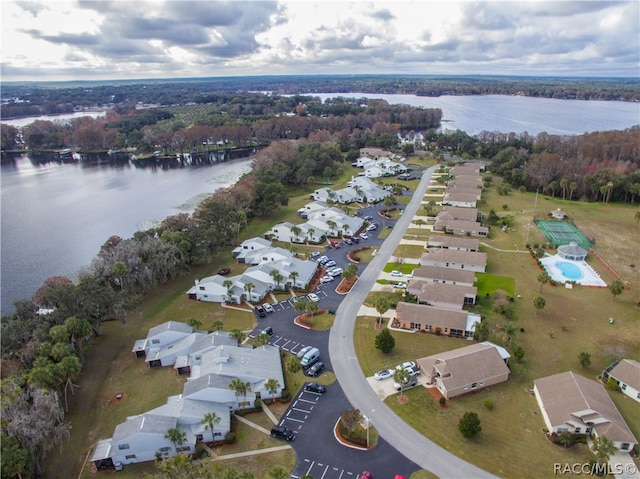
[1,74,639,120]
[1,82,639,478]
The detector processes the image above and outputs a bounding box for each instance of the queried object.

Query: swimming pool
[555,261,583,280]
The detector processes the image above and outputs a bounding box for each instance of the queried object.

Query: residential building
[411,265,477,287]
[426,236,480,252]
[420,249,487,272]
[132,321,193,359]
[395,302,480,338]
[417,342,510,399]
[603,359,640,403]
[533,371,637,452]
[407,280,477,309]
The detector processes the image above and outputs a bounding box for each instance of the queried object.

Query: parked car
[360,472,372,479]
[374,369,392,381]
[306,361,325,377]
[396,361,419,376]
[320,275,334,283]
[391,270,403,277]
[304,382,327,394]
[307,293,320,302]
[394,375,418,391]
[330,241,341,248]
[344,238,354,245]
[393,282,407,289]
[351,236,360,243]
[367,224,377,231]
[296,345,314,359]
[263,303,275,313]
[255,306,266,318]
[324,260,337,268]
[262,326,274,336]
[360,233,369,240]
[216,268,231,276]
[317,255,329,263]
[300,347,320,369]
[328,267,343,277]
[311,251,321,258]
[270,425,295,441]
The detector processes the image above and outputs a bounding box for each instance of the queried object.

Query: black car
[306,361,325,377]
[262,326,274,336]
[255,306,266,318]
[304,382,327,394]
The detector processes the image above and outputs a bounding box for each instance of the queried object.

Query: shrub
[483,400,494,411]
[254,398,262,411]
[279,389,291,403]
[439,397,446,407]
[435,327,442,335]
[224,432,236,444]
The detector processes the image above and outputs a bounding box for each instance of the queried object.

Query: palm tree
[288,271,299,289]
[326,220,337,237]
[243,282,255,302]
[569,181,578,201]
[414,219,426,239]
[547,180,559,198]
[200,412,221,441]
[229,328,246,344]
[264,378,281,403]
[165,427,187,453]
[371,294,390,328]
[229,378,252,408]
[341,263,358,285]
[537,271,552,293]
[253,331,270,348]
[211,320,224,332]
[290,225,302,242]
[393,367,411,400]
[533,296,546,315]
[307,227,315,244]
[608,280,624,301]
[112,261,127,291]
[342,223,349,237]
[635,211,640,227]
[560,177,568,200]
[223,279,234,303]
[502,322,517,345]
[592,435,617,467]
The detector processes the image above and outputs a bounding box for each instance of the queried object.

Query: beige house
[395,301,480,338]
[411,265,477,287]
[533,371,637,452]
[407,281,477,309]
[603,359,640,403]
[426,236,480,252]
[417,342,510,399]
[436,206,480,222]
[433,219,489,237]
[442,191,480,208]
[421,249,487,272]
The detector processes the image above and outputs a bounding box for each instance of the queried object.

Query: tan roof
[437,206,479,222]
[396,301,470,330]
[443,191,480,203]
[427,236,480,251]
[421,249,487,268]
[407,280,477,306]
[412,265,477,284]
[417,343,510,390]
[534,371,637,444]
[609,359,640,391]
[450,165,481,175]
[434,219,488,235]
[448,178,483,188]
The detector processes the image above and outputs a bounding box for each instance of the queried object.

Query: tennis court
[534,220,593,248]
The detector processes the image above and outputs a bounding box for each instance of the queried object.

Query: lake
[2,93,638,315]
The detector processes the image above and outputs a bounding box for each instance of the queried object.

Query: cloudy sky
[1,0,638,81]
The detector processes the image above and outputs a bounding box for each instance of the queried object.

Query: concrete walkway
[215,445,292,461]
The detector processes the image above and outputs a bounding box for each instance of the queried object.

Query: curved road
[329,165,499,479]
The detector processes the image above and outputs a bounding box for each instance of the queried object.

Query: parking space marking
[284,415,305,423]
[297,397,319,404]
[279,339,293,350]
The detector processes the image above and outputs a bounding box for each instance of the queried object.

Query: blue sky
[1,1,639,81]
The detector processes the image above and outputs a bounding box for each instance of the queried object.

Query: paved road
[329,165,499,479]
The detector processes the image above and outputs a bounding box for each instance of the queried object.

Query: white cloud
[1,0,638,80]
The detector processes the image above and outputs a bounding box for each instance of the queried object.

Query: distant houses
[602,359,640,403]
[187,237,318,304]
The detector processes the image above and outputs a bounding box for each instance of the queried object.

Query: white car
[391,270,403,277]
[359,233,369,240]
[328,267,343,277]
[320,275,334,283]
[324,260,337,268]
[307,293,320,302]
[263,303,275,313]
[374,369,392,381]
[296,345,314,359]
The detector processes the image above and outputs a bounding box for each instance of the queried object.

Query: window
[176,446,191,452]
[199,286,205,290]
[471,382,477,389]
[125,454,136,460]
[621,383,627,391]
[152,339,160,344]
[118,444,130,450]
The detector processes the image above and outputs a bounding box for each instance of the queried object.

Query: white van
[300,347,320,369]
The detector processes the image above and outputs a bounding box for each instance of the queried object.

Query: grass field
[46,171,639,479]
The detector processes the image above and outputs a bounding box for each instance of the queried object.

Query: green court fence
[534,220,593,248]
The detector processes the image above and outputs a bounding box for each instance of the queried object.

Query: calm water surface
[2,94,638,314]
